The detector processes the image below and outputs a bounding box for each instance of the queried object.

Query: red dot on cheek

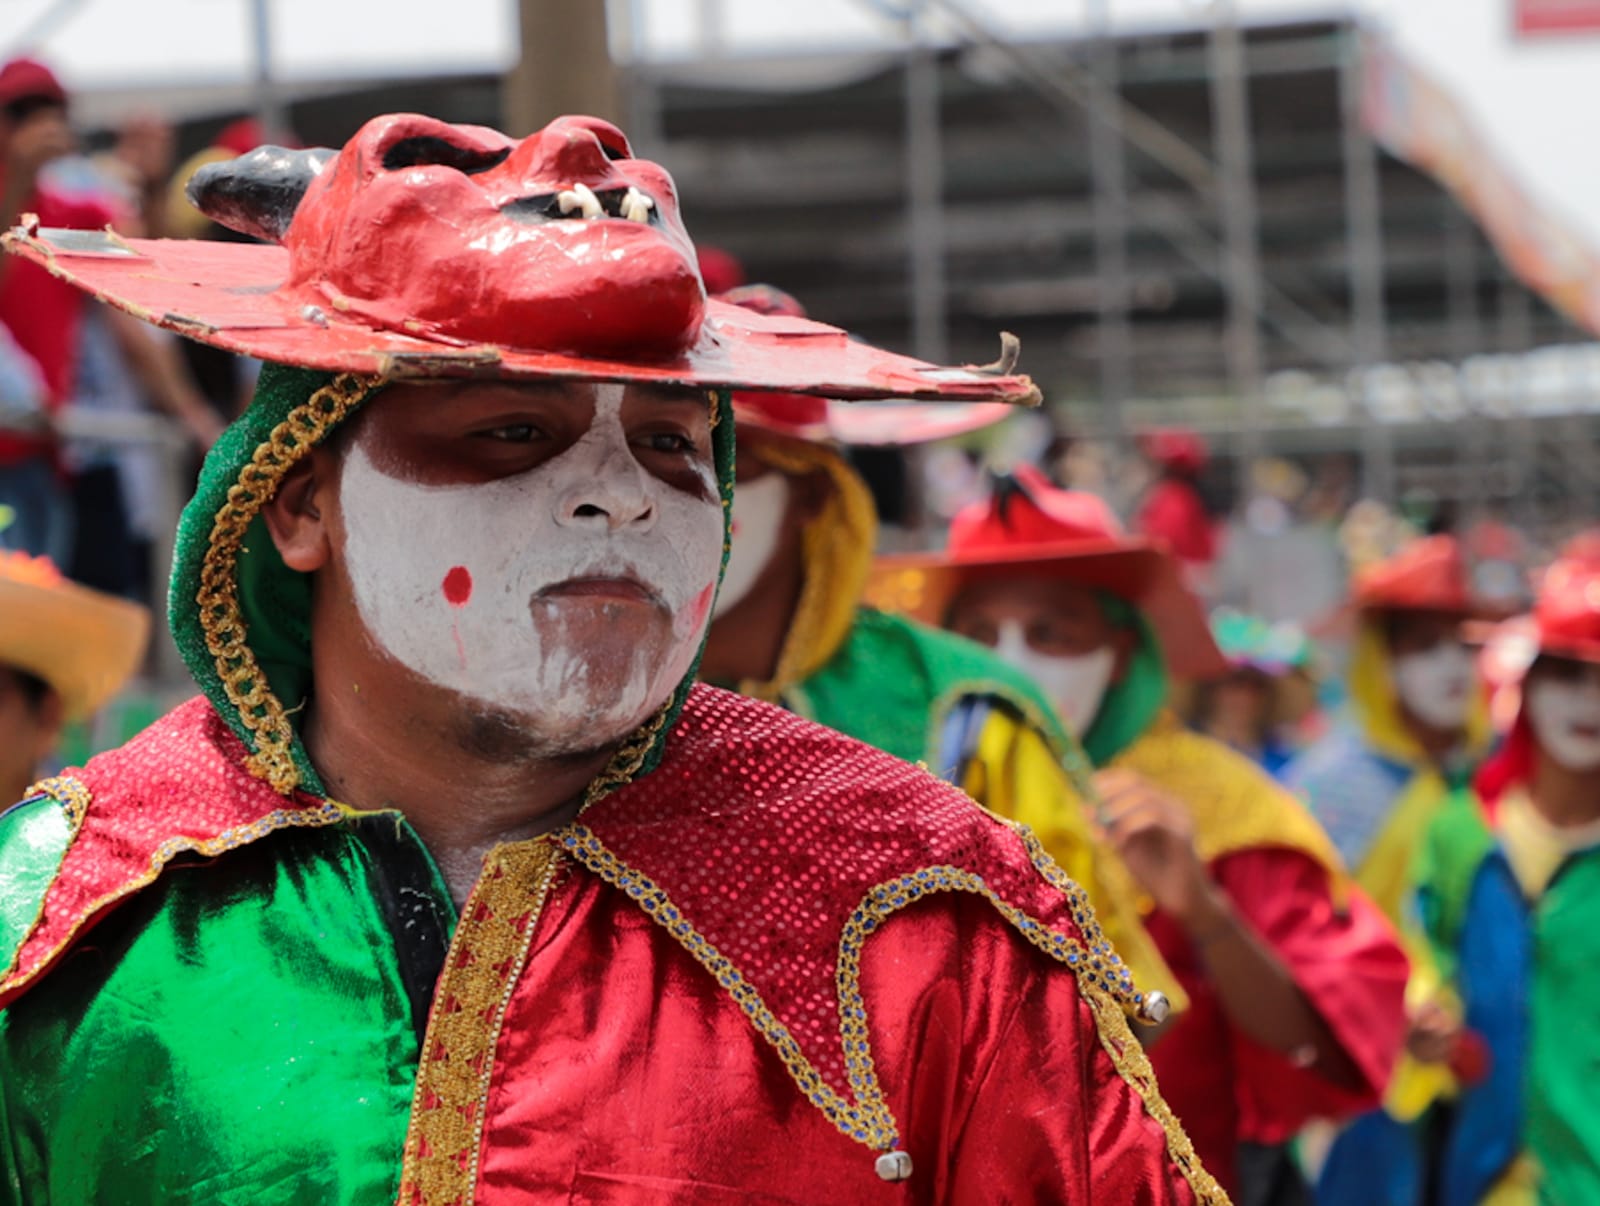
[442,565,473,607]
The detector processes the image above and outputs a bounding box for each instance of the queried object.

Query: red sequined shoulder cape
[0,685,1221,1201]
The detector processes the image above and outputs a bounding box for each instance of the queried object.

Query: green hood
[169,363,736,795]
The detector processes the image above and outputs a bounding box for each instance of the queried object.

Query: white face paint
[992,621,1117,735]
[338,384,724,755]
[712,471,789,620]
[1526,668,1600,772]
[1391,640,1476,730]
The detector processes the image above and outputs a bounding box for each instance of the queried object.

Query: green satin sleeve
[0,820,444,1205]
[0,795,76,966]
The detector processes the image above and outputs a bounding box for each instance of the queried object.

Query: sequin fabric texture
[580,684,1141,1100]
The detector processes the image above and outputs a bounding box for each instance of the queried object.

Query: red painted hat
[1353,534,1484,615]
[3,113,1038,405]
[867,465,1225,678]
[720,284,1013,445]
[0,58,66,109]
[1527,556,1600,666]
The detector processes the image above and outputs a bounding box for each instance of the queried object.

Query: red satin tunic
[1144,848,1408,1195]
[478,865,1199,1203]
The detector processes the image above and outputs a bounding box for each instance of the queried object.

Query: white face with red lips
[336,383,724,755]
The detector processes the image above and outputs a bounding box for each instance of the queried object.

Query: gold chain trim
[196,372,381,795]
[397,838,563,1206]
[558,824,1225,1197]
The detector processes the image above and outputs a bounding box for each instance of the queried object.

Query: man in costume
[1183,611,1317,781]
[0,114,1219,1203]
[1295,546,1501,1202]
[700,282,1177,1006]
[1284,535,1495,925]
[0,550,147,803]
[1403,552,1600,1203]
[870,466,1408,1201]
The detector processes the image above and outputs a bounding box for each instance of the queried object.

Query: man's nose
[555,455,657,532]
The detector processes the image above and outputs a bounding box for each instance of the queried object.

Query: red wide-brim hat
[1352,533,1521,620]
[3,115,1038,406]
[714,282,1014,445]
[866,466,1225,679]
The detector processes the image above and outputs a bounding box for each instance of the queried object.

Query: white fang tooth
[574,182,603,219]
[621,186,655,223]
[556,182,604,219]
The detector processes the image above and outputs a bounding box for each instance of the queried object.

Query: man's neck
[1401,710,1464,765]
[303,683,615,907]
[1531,751,1600,830]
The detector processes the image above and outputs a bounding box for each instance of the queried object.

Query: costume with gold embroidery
[0,114,1216,1204]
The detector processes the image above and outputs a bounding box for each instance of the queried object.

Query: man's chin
[452,692,669,765]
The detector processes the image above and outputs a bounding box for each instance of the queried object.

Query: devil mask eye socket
[381,136,511,175]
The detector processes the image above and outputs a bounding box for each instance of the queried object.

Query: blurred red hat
[1529,556,1600,666]
[1354,534,1484,615]
[697,245,747,296]
[1139,427,1208,475]
[869,465,1225,678]
[0,58,66,109]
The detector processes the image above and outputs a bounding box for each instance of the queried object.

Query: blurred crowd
[3,50,1599,1204]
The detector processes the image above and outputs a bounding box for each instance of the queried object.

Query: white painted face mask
[1526,670,1600,772]
[712,471,789,620]
[992,621,1117,735]
[1391,640,1476,730]
[338,384,724,755]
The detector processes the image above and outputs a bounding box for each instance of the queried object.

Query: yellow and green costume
[727,435,1180,1011]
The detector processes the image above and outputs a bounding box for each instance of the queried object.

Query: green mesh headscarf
[1081,592,1169,767]
[169,362,737,796]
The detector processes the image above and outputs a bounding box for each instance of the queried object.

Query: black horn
[185,145,337,244]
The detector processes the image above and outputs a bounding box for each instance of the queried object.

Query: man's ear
[261,448,338,573]
[788,468,833,527]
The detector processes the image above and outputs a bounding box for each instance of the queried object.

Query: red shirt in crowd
[0,181,116,463]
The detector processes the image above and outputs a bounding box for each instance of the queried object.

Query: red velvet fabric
[1143,848,1408,1195]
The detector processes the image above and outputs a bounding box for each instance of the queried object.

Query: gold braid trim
[558,822,1227,1198]
[397,838,564,1206]
[395,702,670,1206]
[196,372,382,795]
[0,775,344,997]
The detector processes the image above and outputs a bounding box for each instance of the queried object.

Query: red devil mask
[193,113,702,358]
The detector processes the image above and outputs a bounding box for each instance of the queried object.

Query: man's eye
[478,424,540,442]
[640,432,694,454]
